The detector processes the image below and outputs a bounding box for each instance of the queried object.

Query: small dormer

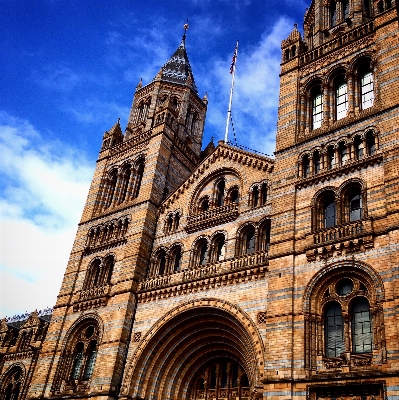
[281,24,305,63]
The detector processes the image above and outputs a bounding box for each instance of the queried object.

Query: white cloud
[0,111,93,318]
[198,17,294,156]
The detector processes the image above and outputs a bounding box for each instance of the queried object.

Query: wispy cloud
[0,111,92,317]
[197,17,293,155]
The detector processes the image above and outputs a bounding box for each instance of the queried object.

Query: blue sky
[0,0,307,318]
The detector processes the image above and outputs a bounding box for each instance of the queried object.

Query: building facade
[1,0,399,398]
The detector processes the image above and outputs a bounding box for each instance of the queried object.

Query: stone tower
[26,33,207,399]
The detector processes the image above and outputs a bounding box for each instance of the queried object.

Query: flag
[230,44,238,74]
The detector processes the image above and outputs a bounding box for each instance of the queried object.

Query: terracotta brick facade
[1,1,399,399]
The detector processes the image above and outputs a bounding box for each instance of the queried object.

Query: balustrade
[186,204,239,233]
[79,285,111,301]
[313,219,370,244]
[139,250,268,292]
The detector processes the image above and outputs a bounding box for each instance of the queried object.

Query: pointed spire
[154,22,198,93]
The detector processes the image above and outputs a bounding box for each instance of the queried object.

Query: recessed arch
[122,299,264,400]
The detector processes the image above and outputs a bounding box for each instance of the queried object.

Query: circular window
[336,278,353,296]
[86,325,95,339]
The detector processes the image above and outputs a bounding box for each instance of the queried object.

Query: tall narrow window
[252,187,259,207]
[348,188,362,221]
[198,243,208,266]
[70,343,84,380]
[336,80,348,120]
[343,0,350,19]
[303,155,310,178]
[105,172,118,208]
[360,68,374,109]
[214,237,225,261]
[158,255,166,275]
[354,135,364,159]
[363,0,371,17]
[245,229,256,254]
[366,131,376,155]
[327,145,335,169]
[339,141,347,165]
[312,89,323,129]
[82,341,97,380]
[323,195,336,228]
[216,181,225,207]
[119,167,131,203]
[133,162,144,198]
[330,1,338,26]
[352,299,373,353]
[230,189,239,204]
[201,198,209,212]
[313,151,321,174]
[325,303,345,357]
[173,249,182,272]
[261,183,268,205]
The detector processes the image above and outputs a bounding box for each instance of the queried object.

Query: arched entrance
[123,300,263,400]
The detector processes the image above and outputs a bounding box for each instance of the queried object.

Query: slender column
[300,93,306,134]
[346,72,354,116]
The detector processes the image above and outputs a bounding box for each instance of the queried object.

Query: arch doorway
[124,303,262,400]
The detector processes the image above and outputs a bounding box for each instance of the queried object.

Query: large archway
[123,300,263,400]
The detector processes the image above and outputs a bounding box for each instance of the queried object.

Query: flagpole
[225,41,238,143]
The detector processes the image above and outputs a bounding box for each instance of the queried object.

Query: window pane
[336,83,348,120]
[361,72,374,109]
[83,341,97,380]
[324,200,336,228]
[313,92,323,129]
[352,299,373,353]
[349,192,362,221]
[246,231,255,254]
[325,303,345,357]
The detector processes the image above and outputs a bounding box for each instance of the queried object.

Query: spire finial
[183,19,189,42]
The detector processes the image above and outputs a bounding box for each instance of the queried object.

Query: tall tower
[27,32,207,399]
[269,0,399,397]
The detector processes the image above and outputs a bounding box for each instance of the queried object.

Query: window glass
[159,255,166,275]
[253,187,259,207]
[361,71,374,109]
[245,230,255,254]
[336,82,348,120]
[261,183,268,204]
[330,1,337,26]
[303,155,310,177]
[343,0,350,18]
[173,250,181,272]
[349,191,362,221]
[352,299,373,353]
[199,244,208,265]
[366,132,376,155]
[337,278,353,296]
[327,146,335,169]
[325,303,345,357]
[71,343,84,380]
[339,141,347,165]
[313,151,320,174]
[324,197,336,228]
[313,91,323,129]
[82,341,97,380]
[354,136,364,159]
[216,181,225,207]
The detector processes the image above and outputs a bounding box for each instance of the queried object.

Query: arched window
[343,0,350,19]
[324,302,345,357]
[335,77,348,120]
[200,198,209,212]
[171,247,182,272]
[330,1,338,26]
[339,141,347,165]
[313,151,321,174]
[347,186,362,221]
[82,340,98,380]
[105,171,118,209]
[133,162,144,198]
[119,166,131,203]
[323,195,336,228]
[363,0,371,17]
[174,213,180,230]
[158,254,166,275]
[303,155,310,178]
[211,235,226,262]
[84,256,114,290]
[194,239,209,267]
[252,186,259,207]
[245,228,256,254]
[259,221,271,251]
[199,243,208,265]
[261,183,268,205]
[216,180,225,207]
[351,298,373,353]
[327,145,335,169]
[354,135,364,159]
[230,189,239,204]
[312,87,323,129]
[366,131,376,155]
[70,342,84,380]
[359,64,374,109]
[1,367,23,400]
